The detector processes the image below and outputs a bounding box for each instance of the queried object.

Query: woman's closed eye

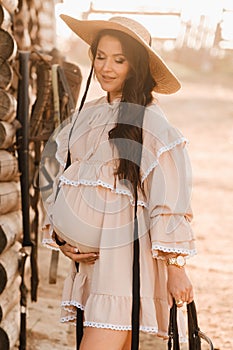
[115,58,126,64]
[96,54,105,60]
[96,55,126,64]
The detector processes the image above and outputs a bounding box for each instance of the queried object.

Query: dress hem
[60,316,187,342]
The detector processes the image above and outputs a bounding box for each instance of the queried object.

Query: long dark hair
[90,29,156,195]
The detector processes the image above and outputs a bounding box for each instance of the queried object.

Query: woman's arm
[165,253,193,307]
[144,131,196,307]
[53,231,99,265]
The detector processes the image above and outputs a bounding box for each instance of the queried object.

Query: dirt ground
[25,69,233,350]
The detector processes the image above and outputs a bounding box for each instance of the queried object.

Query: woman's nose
[102,58,112,71]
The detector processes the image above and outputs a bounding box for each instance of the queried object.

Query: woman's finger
[60,244,79,254]
[60,246,99,263]
[167,292,173,308]
[75,252,99,262]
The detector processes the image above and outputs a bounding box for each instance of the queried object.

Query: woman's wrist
[166,255,186,268]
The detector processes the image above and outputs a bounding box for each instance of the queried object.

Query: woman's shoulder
[82,96,107,110]
[144,101,173,134]
[143,101,186,149]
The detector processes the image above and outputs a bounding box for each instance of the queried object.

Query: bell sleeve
[41,121,71,248]
[142,109,196,259]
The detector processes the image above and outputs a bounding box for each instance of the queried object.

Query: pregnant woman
[42,15,196,350]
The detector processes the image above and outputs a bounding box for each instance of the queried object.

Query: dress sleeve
[142,110,196,258]
[41,122,71,248]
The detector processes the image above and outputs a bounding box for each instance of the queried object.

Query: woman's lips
[101,75,115,82]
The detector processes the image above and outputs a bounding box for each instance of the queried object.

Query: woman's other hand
[60,243,99,265]
[167,265,193,308]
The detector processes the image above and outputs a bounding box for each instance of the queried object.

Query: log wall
[0,0,56,348]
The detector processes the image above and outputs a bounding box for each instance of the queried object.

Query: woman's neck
[107,92,122,103]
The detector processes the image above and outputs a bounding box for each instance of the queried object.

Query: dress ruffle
[151,214,196,258]
[61,261,159,333]
[60,260,186,340]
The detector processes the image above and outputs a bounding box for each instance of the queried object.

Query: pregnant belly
[52,183,136,252]
[52,185,103,252]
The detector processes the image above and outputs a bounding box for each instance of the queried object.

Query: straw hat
[60,14,181,94]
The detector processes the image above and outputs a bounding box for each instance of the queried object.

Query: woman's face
[94,35,130,102]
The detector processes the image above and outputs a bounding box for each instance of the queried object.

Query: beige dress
[42,96,196,339]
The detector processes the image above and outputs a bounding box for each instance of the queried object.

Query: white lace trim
[61,315,76,323]
[61,317,159,334]
[84,321,159,333]
[157,137,188,158]
[59,176,148,208]
[152,244,197,257]
[55,137,188,209]
[136,200,148,208]
[61,300,85,311]
[60,317,187,342]
[141,137,188,183]
[42,238,60,251]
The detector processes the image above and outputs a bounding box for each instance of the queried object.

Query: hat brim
[60,14,181,94]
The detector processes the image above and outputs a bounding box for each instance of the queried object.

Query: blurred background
[55,0,233,76]
[0,1,232,349]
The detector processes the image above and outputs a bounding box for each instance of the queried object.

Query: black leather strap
[54,232,66,246]
[168,300,214,350]
[187,301,201,350]
[131,189,140,350]
[168,300,180,350]
[75,262,84,349]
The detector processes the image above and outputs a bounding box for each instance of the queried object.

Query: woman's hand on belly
[60,243,99,265]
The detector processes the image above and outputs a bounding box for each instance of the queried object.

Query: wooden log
[0,28,17,61]
[0,181,21,215]
[0,89,17,122]
[0,120,18,149]
[0,4,3,25]
[0,241,20,295]
[0,275,20,322]
[0,303,20,350]
[0,60,13,91]
[0,150,19,181]
[0,210,22,254]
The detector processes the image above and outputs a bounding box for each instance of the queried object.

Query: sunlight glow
[55,0,233,48]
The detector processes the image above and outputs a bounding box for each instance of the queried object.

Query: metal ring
[175,299,183,306]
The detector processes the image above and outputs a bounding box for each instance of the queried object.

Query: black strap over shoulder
[75,262,83,348]
[131,189,140,350]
